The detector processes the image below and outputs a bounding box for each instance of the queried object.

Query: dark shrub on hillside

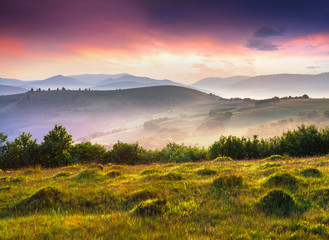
[88,164,103,171]
[265,173,299,188]
[160,142,207,163]
[213,175,242,189]
[70,142,107,164]
[140,169,161,175]
[301,168,322,177]
[259,189,295,216]
[132,198,167,216]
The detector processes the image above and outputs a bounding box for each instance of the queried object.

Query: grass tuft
[301,168,322,177]
[265,155,285,161]
[259,189,295,216]
[196,168,217,176]
[53,172,71,178]
[132,198,167,216]
[213,175,242,189]
[265,172,299,189]
[106,170,122,178]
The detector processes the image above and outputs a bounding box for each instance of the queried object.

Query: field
[1,156,329,239]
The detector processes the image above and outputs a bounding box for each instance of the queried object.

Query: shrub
[70,142,107,164]
[265,172,299,189]
[260,163,281,169]
[213,175,242,189]
[160,143,207,163]
[106,170,122,178]
[196,168,217,176]
[213,156,233,162]
[259,189,296,216]
[301,168,322,177]
[132,198,167,216]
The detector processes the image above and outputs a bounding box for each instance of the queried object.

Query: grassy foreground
[1,156,329,239]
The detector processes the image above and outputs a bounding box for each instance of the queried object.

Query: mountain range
[1,72,329,98]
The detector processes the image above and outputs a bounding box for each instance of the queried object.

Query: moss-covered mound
[265,155,285,161]
[126,189,158,202]
[132,198,167,216]
[213,175,242,189]
[265,172,299,188]
[88,164,104,171]
[196,168,217,176]
[18,186,64,210]
[259,189,295,216]
[53,171,72,178]
[140,169,161,176]
[160,172,183,181]
[213,156,233,162]
[106,170,122,178]
[73,169,104,180]
[301,168,322,177]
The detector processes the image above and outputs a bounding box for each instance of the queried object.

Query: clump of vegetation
[62,164,81,171]
[213,156,233,162]
[53,171,71,178]
[140,169,161,176]
[160,172,183,181]
[265,172,299,188]
[213,175,242,189]
[17,186,64,210]
[73,169,104,180]
[126,189,158,202]
[311,188,329,207]
[106,170,122,178]
[0,185,10,191]
[24,167,41,175]
[259,189,296,216]
[301,168,322,177]
[132,198,167,216]
[88,164,104,171]
[260,163,281,169]
[196,168,217,176]
[265,155,285,161]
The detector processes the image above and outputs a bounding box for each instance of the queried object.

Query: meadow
[1,155,329,239]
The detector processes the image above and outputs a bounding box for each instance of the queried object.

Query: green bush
[160,172,183,181]
[259,189,296,216]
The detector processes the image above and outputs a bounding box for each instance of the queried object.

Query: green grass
[1,156,329,239]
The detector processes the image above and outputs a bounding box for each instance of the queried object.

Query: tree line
[0,124,329,170]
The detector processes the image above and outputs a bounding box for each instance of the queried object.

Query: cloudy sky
[1,0,329,83]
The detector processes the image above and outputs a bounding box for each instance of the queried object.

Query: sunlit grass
[1,156,329,239]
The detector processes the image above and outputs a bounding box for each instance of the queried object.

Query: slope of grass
[1,156,329,239]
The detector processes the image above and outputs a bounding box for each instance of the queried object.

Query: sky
[1,0,329,83]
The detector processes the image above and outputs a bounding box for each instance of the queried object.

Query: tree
[0,132,39,169]
[70,142,107,164]
[40,125,73,167]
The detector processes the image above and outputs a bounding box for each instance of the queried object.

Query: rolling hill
[0,84,27,96]
[0,86,219,141]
